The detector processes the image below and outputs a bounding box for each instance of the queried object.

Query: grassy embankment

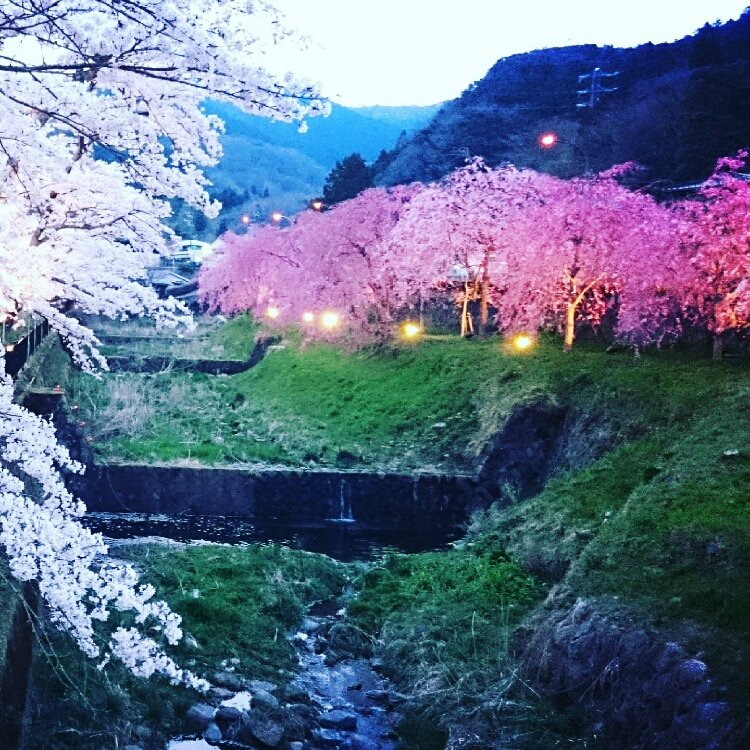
[26,318,750,743]
[94,313,257,361]
[59,321,750,647]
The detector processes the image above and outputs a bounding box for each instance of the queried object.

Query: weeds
[348,550,547,745]
[77,377,156,440]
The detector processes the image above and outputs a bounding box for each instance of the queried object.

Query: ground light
[511,333,535,352]
[401,321,423,339]
[302,311,315,324]
[320,311,340,330]
[265,306,280,320]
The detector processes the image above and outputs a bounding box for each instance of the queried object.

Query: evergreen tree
[322,153,374,205]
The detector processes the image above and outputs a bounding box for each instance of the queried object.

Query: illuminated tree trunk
[564,273,602,351]
[460,282,474,337]
[564,301,576,350]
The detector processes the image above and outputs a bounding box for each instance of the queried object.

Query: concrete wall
[73,465,477,529]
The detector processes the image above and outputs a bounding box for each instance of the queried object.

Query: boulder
[348,735,385,750]
[215,705,242,723]
[185,702,216,731]
[252,688,280,710]
[212,670,245,691]
[203,722,223,743]
[249,678,279,693]
[248,715,285,747]
[311,727,344,747]
[282,685,311,703]
[319,708,357,732]
[208,686,235,701]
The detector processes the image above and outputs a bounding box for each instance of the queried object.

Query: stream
[87,511,443,748]
[166,607,404,750]
[83,512,463,561]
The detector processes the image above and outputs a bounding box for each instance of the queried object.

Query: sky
[268,1,750,107]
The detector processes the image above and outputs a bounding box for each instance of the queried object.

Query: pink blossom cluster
[201,154,750,352]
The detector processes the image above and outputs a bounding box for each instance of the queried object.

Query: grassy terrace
[29,318,750,734]
[94,312,258,361]
[67,324,744,474]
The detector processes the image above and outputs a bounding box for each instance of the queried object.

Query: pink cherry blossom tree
[493,165,683,350]
[391,158,547,337]
[671,151,750,359]
[201,184,433,343]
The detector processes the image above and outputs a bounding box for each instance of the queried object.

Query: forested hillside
[373,12,750,187]
[170,102,438,240]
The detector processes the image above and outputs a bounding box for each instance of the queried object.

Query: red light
[539,132,557,149]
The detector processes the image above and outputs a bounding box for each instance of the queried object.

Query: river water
[83,512,463,561]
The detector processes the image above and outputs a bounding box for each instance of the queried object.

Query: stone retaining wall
[73,464,477,529]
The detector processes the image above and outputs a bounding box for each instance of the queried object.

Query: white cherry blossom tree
[0,0,326,683]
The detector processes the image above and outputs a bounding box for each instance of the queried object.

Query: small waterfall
[334,479,355,523]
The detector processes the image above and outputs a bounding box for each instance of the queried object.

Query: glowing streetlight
[310,199,324,212]
[537,131,590,172]
[538,132,557,149]
[320,310,340,329]
[302,311,315,324]
[271,211,285,223]
[265,306,280,320]
[241,215,250,225]
[402,321,423,339]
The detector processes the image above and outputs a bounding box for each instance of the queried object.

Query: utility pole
[577,67,619,109]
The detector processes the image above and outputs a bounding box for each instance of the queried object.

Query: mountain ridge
[372,13,750,187]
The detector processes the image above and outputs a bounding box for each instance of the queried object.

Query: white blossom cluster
[0,0,325,682]
[0,373,202,684]
[109,627,209,690]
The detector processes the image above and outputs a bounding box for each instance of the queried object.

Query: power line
[577,67,620,109]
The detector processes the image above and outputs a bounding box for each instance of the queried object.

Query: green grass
[71,326,748,475]
[23,543,346,750]
[127,544,346,678]
[349,549,540,633]
[348,550,591,748]
[466,378,750,715]
[51,319,750,729]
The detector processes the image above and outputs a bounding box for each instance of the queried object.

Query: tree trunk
[460,285,470,337]
[564,302,576,350]
[712,332,724,362]
[478,279,489,338]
